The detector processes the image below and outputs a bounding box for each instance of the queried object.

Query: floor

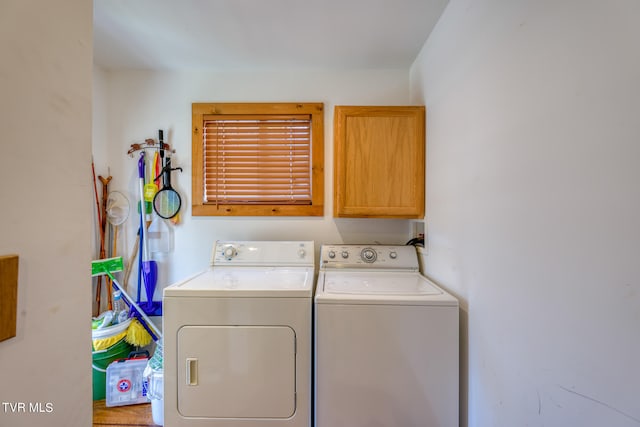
[93,400,157,427]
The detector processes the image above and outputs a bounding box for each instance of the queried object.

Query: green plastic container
[92,338,133,400]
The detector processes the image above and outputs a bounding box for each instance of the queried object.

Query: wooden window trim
[192,102,324,216]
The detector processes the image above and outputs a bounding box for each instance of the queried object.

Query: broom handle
[91,160,103,316]
[106,271,162,339]
[99,176,113,311]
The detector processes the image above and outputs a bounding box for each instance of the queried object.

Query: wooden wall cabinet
[333,106,425,218]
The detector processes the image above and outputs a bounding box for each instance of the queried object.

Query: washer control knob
[389,251,398,259]
[328,250,336,259]
[361,248,377,263]
[341,251,349,259]
[298,248,306,258]
[223,245,238,260]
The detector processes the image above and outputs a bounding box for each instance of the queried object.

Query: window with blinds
[192,103,324,216]
[203,115,312,205]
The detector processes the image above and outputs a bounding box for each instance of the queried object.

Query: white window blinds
[203,115,312,205]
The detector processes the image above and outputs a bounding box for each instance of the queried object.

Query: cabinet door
[333,106,425,218]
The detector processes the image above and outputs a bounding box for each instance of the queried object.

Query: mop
[92,257,162,347]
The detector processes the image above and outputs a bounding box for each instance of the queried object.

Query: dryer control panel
[320,245,418,270]
[212,241,314,267]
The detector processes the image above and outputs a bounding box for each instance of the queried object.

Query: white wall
[411,0,640,426]
[0,1,93,426]
[94,69,417,299]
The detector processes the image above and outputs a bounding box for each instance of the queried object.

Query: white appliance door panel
[178,325,296,419]
[315,304,458,427]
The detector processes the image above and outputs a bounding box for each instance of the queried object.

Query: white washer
[315,244,459,427]
[163,241,314,427]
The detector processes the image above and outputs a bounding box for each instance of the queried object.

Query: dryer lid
[164,266,314,298]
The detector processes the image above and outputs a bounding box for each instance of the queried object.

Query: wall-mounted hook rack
[127,138,176,157]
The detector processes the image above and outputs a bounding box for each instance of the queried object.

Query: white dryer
[315,244,459,427]
[163,241,314,427]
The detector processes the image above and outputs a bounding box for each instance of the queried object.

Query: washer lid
[325,272,440,295]
[164,267,314,298]
[316,272,458,306]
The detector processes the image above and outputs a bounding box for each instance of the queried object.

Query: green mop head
[92,256,124,277]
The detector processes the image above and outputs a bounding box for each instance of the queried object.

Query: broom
[92,257,162,347]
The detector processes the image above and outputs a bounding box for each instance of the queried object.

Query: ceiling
[93,0,449,71]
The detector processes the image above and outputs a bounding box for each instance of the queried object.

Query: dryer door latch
[186,358,198,386]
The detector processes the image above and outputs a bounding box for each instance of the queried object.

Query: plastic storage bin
[145,338,164,425]
[148,372,163,425]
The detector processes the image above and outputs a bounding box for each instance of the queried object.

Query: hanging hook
[154,164,183,182]
[127,138,175,157]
